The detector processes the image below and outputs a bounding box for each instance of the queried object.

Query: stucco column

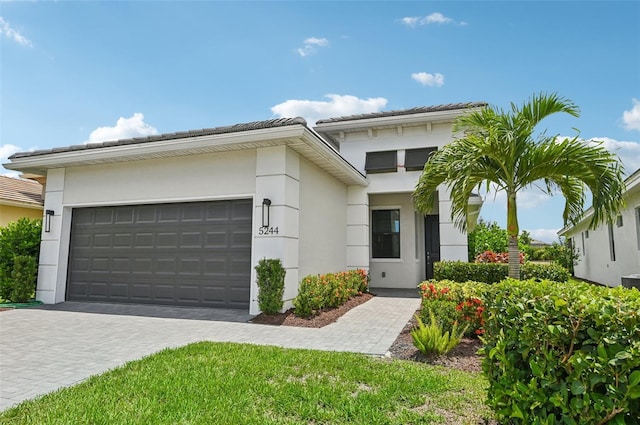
[346,185,369,271]
[36,168,68,304]
[252,146,300,315]
[437,184,468,261]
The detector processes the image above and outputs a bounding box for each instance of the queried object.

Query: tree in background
[467,219,533,261]
[414,92,625,279]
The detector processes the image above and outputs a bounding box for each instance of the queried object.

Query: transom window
[372,209,400,258]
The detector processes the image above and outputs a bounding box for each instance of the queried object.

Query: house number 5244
[258,226,279,235]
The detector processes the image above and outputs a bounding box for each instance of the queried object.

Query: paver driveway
[0,295,420,411]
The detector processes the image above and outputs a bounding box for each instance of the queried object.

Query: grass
[0,342,490,425]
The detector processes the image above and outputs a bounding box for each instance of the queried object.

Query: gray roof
[315,102,487,124]
[10,117,307,160]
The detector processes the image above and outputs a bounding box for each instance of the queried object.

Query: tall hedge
[434,261,569,284]
[482,279,639,424]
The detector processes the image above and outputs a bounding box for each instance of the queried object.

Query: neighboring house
[559,168,640,287]
[4,103,485,314]
[0,175,44,227]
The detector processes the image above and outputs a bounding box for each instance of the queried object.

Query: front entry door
[424,215,441,279]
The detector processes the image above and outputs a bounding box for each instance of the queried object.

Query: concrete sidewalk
[0,296,420,411]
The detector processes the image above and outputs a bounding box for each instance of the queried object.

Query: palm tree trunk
[507,192,521,279]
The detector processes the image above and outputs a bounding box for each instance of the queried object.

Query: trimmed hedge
[433,261,570,284]
[255,258,286,314]
[482,279,640,424]
[293,269,369,318]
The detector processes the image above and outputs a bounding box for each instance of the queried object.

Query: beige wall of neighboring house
[0,175,44,226]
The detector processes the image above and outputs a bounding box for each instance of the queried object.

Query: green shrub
[434,261,569,283]
[8,255,38,302]
[0,218,42,302]
[521,262,570,282]
[418,280,489,336]
[411,310,466,356]
[293,269,369,318]
[482,279,640,424]
[255,258,286,314]
[434,261,507,284]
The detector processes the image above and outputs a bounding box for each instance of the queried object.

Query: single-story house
[559,168,640,287]
[4,103,485,314]
[0,175,44,227]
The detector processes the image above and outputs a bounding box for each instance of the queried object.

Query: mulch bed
[250,293,483,373]
[250,293,375,328]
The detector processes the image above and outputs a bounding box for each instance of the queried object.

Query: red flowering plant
[455,297,485,335]
[475,250,524,264]
[418,279,487,337]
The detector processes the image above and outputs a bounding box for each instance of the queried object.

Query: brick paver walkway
[0,295,420,411]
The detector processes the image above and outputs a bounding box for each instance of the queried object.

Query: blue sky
[1,1,639,243]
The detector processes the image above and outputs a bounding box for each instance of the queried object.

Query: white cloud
[85,113,158,144]
[411,72,444,87]
[587,137,640,175]
[528,228,562,244]
[400,12,464,27]
[271,94,388,126]
[1,143,24,177]
[622,98,640,131]
[297,37,329,57]
[0,16,32,47]
[400,17,420,27]
[424,12,453,24]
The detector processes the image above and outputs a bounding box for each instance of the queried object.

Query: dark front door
[424,215,440,279]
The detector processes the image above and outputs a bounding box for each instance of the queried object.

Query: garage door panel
[67,200,252,309]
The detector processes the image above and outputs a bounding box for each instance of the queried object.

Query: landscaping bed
[250,292,374,327]
[251,292,484,373]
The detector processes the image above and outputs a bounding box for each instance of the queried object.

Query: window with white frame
[372,209,401,258]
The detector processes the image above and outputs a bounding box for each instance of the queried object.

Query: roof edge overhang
[4,124,368,187]
[0,199,44,210]
[313,107,483,134]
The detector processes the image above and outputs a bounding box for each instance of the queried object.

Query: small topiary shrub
[293,269,369,318]
[482,279,640,424]
[411,310,467,356]
[434,261,569,283]
[255,258,286,315]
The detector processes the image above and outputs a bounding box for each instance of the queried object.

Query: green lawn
[0,342,490,424]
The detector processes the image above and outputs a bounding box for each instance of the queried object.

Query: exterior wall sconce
[45,209,55,233]
[261,198,271,227]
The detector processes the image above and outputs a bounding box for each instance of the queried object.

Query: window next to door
[372,209,400,258]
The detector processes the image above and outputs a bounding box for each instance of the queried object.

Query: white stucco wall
[335,121,468,289]
[368,193,423,288]
[63,151,257,206]
[571,187,640,286]
[338,123,452,176]
[298,156,348,278]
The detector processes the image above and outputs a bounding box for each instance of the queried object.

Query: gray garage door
[67,199,253,309]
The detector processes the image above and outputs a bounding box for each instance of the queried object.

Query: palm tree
[414,92,625,279]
